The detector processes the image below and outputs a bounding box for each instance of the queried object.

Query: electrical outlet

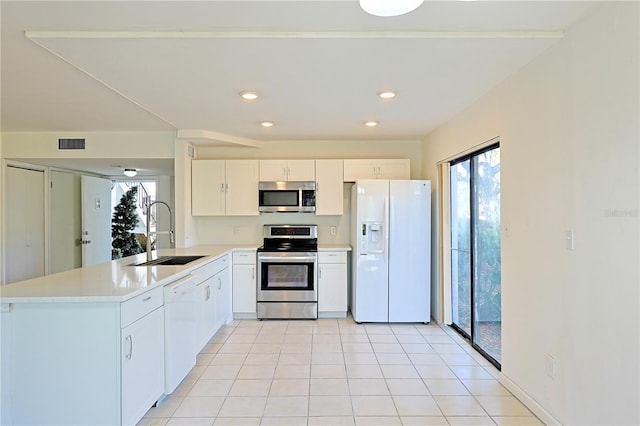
[545,354,557,380]
[233,227,240,236]
[330,226,337,236]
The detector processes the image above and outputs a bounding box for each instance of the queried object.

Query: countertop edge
[0,244,351,304]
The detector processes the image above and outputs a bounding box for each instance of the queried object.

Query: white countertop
[318,244,352,251]
[0,244,351,304]
[0,245,256,304]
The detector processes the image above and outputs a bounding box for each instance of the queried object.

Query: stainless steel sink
[129,255,206,267]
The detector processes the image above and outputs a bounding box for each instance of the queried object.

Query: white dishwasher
[164,275,198,394]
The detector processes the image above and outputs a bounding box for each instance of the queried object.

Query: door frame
[436,137,501,369]
[449,142,501,369]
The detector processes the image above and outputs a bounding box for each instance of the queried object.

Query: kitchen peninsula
[0,244,351,426]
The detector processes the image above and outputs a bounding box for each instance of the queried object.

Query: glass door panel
[450,160,471,336]
[450,145,501,368]
[472,148,501,364]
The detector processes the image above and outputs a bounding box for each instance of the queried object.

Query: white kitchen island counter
[0,245,259,303]
[1,244,261,426]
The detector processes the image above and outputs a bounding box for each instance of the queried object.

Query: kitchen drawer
[192,255,229,284]
[211,254,230,273]
[318,251,347,264]
[233,250,256,265]
[121,286,164,328]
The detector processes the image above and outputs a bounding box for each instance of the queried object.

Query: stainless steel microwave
[258,181,316,213]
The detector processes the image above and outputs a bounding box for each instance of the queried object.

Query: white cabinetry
[315,159,344,215]
[192,159,259,216]
[193,255,230,352]
[9,287,165,426]
[343,159,410,181]
[121,297,165,425]
[260,159,315,181]
[318,251,348,318]
[164,276,198,395]
[215,266,232,329]
[232,250,257,318]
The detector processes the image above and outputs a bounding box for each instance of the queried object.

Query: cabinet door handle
[319,268,322,279]
[125,335,133,360]
[220,183,225,193]
[142,296,151,302]
[206,285,210,300]
[218,277,222,290]
[252,267,254,280]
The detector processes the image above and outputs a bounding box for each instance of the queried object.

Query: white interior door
[81,176,112,266]
[5,166,45,284]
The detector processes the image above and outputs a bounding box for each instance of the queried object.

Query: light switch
[565,230,574,250]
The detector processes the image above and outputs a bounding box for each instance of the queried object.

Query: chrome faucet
[146,200,175,261]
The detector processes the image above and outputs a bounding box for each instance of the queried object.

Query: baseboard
[499,372,561,426]
[233,313,257,320]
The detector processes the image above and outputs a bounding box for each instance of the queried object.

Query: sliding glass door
[450,144,501,367]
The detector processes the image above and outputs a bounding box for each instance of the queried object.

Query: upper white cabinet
[192,159,259,216]
[315,160,344,216]
[192,160,225,216]
[226,160,260,216]
[343,159,410,181]
[260,160,315,182]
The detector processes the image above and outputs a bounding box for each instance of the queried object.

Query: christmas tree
[111,186,143,258]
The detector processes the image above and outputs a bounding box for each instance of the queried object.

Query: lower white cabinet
[196,276,217,351]
[122,306,165,425]
[318,251,348,318]
[193,255,230,352]
[8,286,166,426]
[215,267,232,328]
[232,250,257,318]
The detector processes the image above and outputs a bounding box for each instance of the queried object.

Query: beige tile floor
[139,318,542,426]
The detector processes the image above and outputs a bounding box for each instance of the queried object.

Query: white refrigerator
[351,180,431,323]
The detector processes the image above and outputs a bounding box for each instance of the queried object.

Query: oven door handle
[258,256,317,262]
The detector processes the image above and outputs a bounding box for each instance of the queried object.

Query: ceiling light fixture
[261,121,274,127]
[360,0,424,17]
[240,91,258,101]
[365,121,379,127]
[377,90,397,99]
[123,168,137,177]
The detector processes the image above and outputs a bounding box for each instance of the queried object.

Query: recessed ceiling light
[240,91,258,101]
[261,121,274,127]
[365,121,379,127]
[377,90,397,99]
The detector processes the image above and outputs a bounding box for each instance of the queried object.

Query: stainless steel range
[257,225,318,319]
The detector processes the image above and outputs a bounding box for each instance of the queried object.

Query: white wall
[1,131,174,160]
[421,3,639,425]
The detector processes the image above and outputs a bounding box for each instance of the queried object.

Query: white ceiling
[1,1,598,174]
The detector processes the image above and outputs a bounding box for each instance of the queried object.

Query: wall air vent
[58,138,86,150]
